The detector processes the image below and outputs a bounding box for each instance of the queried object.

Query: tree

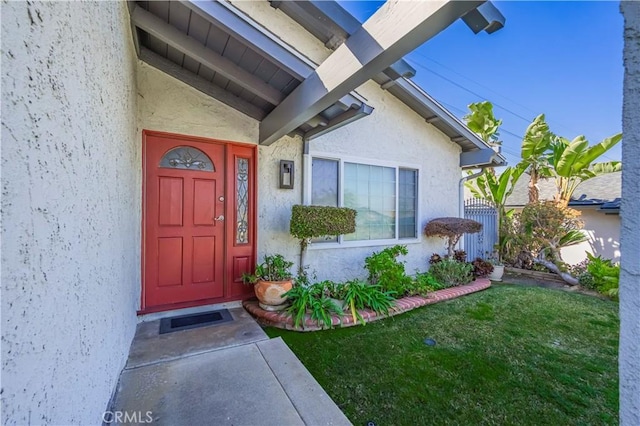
[464,101,502,147]
[464,101,523,261]
[465,165,525,261]
[466,165,525,215]
[507,201,587,285]
[519,114,554,203]
[424,217,483,257]
[548,133,623,207]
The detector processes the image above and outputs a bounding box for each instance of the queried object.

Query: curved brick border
[243,278,491,332]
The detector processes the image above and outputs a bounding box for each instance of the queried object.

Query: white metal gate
[464,198,498,259]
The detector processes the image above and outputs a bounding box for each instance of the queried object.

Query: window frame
[305,151,422,249]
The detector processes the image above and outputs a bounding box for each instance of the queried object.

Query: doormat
[159,309,233,334]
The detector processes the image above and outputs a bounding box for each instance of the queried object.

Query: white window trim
[304,151,422,250]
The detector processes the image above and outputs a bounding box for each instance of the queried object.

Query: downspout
[458,167,487,250]
[302,139,311,205]
[298,138,311,274]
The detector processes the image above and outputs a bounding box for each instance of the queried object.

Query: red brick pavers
[243,278,491,332]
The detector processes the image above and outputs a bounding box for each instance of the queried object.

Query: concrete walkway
[110,307,351,426]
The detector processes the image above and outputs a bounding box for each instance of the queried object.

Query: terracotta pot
[488,265,505,282]
[254,279,293,311]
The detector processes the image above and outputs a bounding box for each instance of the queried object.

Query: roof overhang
[388,78,507,168]
[127,0,506,162]
[128,0,373,140]
[271,0,506,167]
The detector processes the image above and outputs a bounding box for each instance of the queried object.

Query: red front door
[144,134,226,308]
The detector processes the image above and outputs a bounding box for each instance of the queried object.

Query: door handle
[214,215,224,221]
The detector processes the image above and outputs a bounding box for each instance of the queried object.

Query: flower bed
[244,278,491,332]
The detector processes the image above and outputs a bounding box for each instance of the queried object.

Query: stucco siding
[560,209,621,265]
[231,0,332,66]
[620,2,640,425]
[136,62,259,143]
[305,80,461,281]
[137,58,460,284]
[136,61,302,268]
[1,2,139,424]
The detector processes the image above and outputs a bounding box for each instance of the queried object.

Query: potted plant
[243,254,294,311]
[487,252,505,281]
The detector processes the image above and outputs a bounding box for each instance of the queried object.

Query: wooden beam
[304,104,374,141]
[181,0,314,80]
[139,47,265,121]
[259,0,484,145]
[131,5,284,106]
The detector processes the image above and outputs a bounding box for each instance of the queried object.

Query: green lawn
[266,284,619,426]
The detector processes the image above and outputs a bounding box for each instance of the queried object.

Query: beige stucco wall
[136,62,303,267]
[560,209,621,265]
[1,2,140,425]
[305,80,461,281]
[620,2,640,424]
[136,3,462,282]
[232,0,331,65]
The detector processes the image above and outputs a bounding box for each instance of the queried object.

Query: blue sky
[338,1,624,166]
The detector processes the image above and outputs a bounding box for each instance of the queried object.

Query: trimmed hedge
[290,205,356,240]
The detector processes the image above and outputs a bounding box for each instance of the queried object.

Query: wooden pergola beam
[259,0,484,145]
[131,5,284,106]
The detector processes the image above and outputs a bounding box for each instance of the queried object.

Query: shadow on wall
[562,212,621,264]
[588,229,621,263]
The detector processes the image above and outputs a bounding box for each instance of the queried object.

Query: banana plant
[465,164,526,215]
[548,133,622,207]
[465,165,526,261]
[464,101,502,146]
[519,114,554,203]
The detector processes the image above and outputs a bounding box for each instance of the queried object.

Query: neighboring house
[1,1,506,423]
[504,172,621,265]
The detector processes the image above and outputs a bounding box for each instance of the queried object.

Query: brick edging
[243,278,491,332]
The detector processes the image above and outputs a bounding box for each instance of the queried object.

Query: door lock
[214,215,225,221]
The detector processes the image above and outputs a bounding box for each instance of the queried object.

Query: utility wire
[407,58,535,124]
[415,59,619,163]
[408,53,585,137]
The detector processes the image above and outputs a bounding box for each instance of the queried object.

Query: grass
[266,284,619,426]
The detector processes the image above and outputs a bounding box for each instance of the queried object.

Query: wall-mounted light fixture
[279,160,294,189]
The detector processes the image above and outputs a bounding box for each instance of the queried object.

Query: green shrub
[365,245,413,295]
[578,272,597,290]
[570,259,597,290]
[290,205,356,240]
[586,253,620,298]
[290,205,357,274]
[242,254,293,283]
[284,278,396,328]
[429,259,473,288]
[341,279,396,324]
[412,271,446,295]
[284,283,342,329]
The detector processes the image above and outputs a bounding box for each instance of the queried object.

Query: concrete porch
[109,307,351,425]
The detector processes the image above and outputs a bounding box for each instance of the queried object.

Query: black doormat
[159,309,233,334]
